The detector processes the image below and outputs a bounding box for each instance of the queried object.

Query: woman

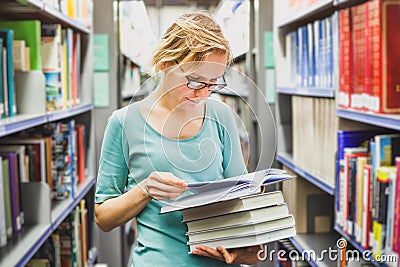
[94,11,262,266]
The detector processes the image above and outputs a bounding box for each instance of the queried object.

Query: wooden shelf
[0,104,93,138]
[337,109,400,131]
[334,225,388,267]
[289,232,340,267]
[0,177,96,266]
[0,0,90,33]
[276,152,334,195]
[277,87,335,98]
[277,0,333,29]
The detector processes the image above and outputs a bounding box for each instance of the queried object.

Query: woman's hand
[140,171,188,200]
[192,244,263,265]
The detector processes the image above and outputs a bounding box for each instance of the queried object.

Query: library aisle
[0,0,399,267]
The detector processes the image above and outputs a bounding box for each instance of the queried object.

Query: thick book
[367,0,400,113]
[350,3,367,110]
[0,155,6,247]
[186,204,289,233]
[182,191,284,222]
[187,215,295,243]
[160,169,293,214]
[0,20,42,71]
[0,30,16,116]
[188,226,296,252]
[393,157,400,255]
[338,8,352,108]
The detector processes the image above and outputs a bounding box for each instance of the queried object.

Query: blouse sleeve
[221,106,248,178]
[95,112,130,203]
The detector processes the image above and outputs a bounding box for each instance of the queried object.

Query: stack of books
[161,169,297,252]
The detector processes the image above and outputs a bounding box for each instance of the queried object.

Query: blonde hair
[151,11,232,73]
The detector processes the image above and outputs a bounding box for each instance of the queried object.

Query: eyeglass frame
[174,60,227,92]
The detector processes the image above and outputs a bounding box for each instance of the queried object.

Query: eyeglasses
[174,60,227,92]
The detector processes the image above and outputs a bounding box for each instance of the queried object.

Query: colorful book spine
[393,157,400,254]
[350,3,367,110]
[362,164,372,249]
[0,155,6,247]
[0,30,16,117]
[368,0,400,113]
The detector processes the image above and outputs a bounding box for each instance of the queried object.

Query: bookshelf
[274,0,400,266]
[334,225,387,267]
[276,152,334,195]
[289,232,340,267]
[336,109,400,131]
[276,87,335,98]
[0,0,96,266]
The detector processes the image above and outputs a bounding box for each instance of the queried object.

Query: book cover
[2,158,12,239]
[368,0,400,113]
[0,155,6,247]
[188,226,296,252]
[12,40,26,71]
[350,2,367,110]
[0,37,4,118]
[362,164,372,249]
[0,152,21,235]
[187,215,295,243]
[182,191,284,222]
[0,30,16,116]
[161,169,293,213]
[186,204,289,233]
[393,157,400,254]
[372,166,394,258]
[339,8,352,108]
[0,20,42,71]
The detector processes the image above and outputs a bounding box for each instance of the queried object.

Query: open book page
[187,168,292,193]
[160,169,294,214]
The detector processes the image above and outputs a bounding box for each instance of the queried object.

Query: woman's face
[163,53,228,109]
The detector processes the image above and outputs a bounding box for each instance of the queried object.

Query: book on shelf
[0,155,6,247]
[1,157,12,239]
[0,30,16,117]
[338,0,400,113]
[393,157,400,257]
[0,20,42,71]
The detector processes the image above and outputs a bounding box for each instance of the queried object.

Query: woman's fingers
[217,246,235,263]
[145,171,188,200]
[192,245,225,261]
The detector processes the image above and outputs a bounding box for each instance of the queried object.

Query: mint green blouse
[95,98,247,266]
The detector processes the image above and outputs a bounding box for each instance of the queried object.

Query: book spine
[339,8,351,108]
[369,0,383,113]
[362,164,371,249]
[0,38,4,118]
[393,157,400,254]
[350,3,367,110]
[0,155,6,247]
[381,1,400,113]
[355,156,367,243]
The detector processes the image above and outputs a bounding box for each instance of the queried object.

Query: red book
[362,164,372,249]
[393,157,400,254]
[350,3,367,110]
[75,125,85,184]
[368,0,400,113]
[339,8,352,108]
